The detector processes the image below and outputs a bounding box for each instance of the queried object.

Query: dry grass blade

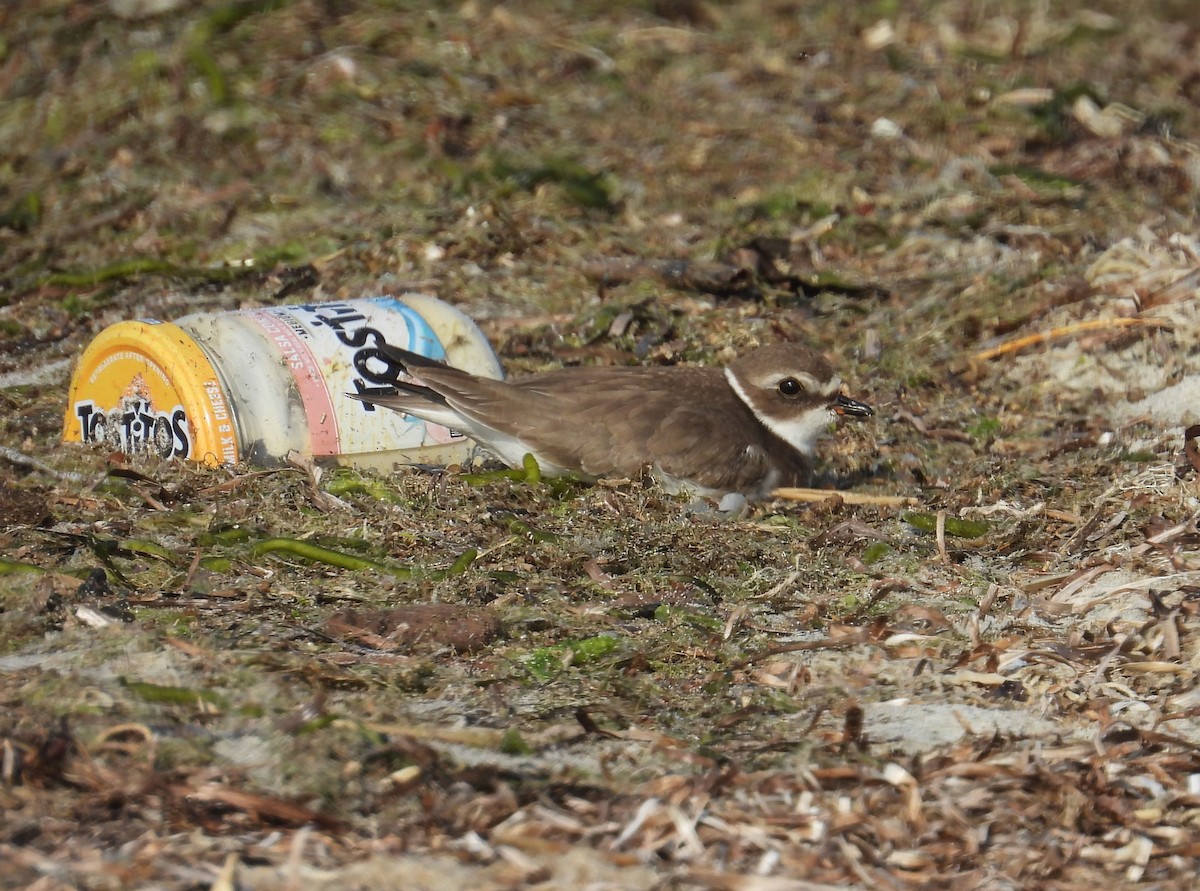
[974,317,1172,361]
[732,629,872,667]
[181,782,340,829]
[771,488,916,506]
[681,872,860,890]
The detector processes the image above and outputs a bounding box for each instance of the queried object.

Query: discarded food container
[63,294,503,470]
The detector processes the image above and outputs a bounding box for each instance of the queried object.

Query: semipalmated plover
[354,342,872,500]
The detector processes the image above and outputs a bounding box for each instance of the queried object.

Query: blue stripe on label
[369,297,446,360]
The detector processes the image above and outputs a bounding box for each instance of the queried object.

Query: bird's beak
[832,393,873,418]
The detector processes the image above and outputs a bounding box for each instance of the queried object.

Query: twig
[974,317,1171,362]
[771,487,916,506]
[730,629,871,667]
[0,445,91,483]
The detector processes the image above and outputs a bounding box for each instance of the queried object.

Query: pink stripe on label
[244,310,340,454]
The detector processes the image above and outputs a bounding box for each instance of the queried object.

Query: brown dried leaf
[326,604,502,653]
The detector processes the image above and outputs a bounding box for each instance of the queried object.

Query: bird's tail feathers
[348,377,449,410]
[374,342,450,373]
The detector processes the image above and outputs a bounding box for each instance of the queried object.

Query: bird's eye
[778,378,803,397]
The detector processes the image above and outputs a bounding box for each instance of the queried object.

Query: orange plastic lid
[63,320,239,465]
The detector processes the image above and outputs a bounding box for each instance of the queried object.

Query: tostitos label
[63,320,239,464]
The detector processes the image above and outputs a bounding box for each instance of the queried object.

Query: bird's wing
[509,368,802,493]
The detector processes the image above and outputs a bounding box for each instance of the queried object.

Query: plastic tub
[62,294,502,470]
